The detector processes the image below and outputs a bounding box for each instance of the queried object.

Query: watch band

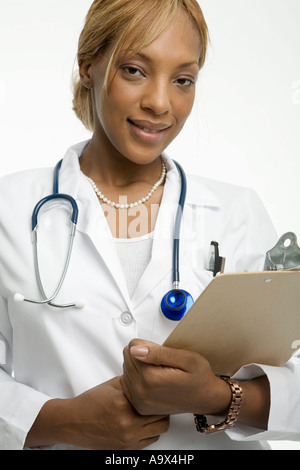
[194,376,243,434]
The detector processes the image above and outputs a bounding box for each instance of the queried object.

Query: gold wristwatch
[194,376,243,434]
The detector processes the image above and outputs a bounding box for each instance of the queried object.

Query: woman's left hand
[121,339,231,416]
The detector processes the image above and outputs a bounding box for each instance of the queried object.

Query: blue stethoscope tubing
[14,160,82,309]
[14,159,194,320]
[160,161,194,321]
[31,160,79,231]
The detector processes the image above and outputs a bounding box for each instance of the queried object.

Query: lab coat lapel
[58,142,133,309]
[130,173,177,309]
[76,193,133,309]
[131,166,222,309]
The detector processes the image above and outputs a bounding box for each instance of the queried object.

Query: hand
[25,376,169,450]
[121,339,231,416]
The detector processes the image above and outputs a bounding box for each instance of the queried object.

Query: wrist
[25,398,73,448]
[194,375,231,416]
[194,377,243,434]
[210,376,232,416]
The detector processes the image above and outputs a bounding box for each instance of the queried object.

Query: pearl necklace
[86,161,166,209]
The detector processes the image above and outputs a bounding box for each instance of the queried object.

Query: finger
[108,376,122,390]
[122,346,141,386]
[123,343,155,384]
[134,435,160,450]
[142,415,170,438]
[120,374,169,422]
[129,339,195,370]
[119,374,133,403]
[123,345,139,374]
[137,436,160,450]
[122,347,145,404]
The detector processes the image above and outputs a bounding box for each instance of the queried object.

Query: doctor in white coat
[0,0,300,450]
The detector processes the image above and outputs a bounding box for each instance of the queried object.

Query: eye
[122,66,144,78]
[175,77,195,87]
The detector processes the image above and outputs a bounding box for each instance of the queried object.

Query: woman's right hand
[25,376,170,450]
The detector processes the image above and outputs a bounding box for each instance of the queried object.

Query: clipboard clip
[207,241,226,277]
[264,232,300,271]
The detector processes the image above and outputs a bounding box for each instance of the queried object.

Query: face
[84,9,201,166]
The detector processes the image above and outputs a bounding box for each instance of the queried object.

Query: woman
[0,0,299,450]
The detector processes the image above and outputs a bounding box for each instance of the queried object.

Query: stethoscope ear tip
[14,293,25,303]
[74,299,85,309]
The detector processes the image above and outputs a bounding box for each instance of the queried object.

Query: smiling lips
[128,119,171,142]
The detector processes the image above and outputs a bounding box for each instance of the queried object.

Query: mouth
[127,119,171,143]
[128,119,171,133]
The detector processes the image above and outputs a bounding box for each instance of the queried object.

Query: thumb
[129,340,190,369]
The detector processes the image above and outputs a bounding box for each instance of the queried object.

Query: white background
[0,0,300,450]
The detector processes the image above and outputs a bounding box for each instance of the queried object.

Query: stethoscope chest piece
[160,289,194,321]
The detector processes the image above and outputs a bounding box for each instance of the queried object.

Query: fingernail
[130,346,149,358]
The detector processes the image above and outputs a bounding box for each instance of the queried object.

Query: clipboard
[163,271,300,376]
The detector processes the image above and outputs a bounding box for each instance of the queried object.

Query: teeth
[142,128,160,134]
[130,120,166,134]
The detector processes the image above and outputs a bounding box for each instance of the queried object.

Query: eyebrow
[133,51,199,69]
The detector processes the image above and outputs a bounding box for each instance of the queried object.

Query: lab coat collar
[57,141,222,210]
[56,140,89,199]
[162,156,222,209]
[56,141,222,310]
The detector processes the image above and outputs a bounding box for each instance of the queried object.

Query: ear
[79,61,94,90]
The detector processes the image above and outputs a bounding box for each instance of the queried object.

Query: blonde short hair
[72,0,209,131]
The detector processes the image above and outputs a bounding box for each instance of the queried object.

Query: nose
[140,78,172,116]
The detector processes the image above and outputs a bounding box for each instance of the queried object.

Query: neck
[80,136,163,188]
[80,136,166,239]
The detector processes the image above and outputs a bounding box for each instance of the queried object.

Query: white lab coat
[0,140,300,450]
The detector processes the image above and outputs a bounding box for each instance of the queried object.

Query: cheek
[96,83,138,130]
[176,92,196,122]
[93,88,138,155]
[171,94,196,136]
[94,93,121,138]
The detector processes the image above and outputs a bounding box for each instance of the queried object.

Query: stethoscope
[14,160,84,310]
[14,159,197,320]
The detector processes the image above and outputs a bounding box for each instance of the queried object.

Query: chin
[116,144,167,166]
